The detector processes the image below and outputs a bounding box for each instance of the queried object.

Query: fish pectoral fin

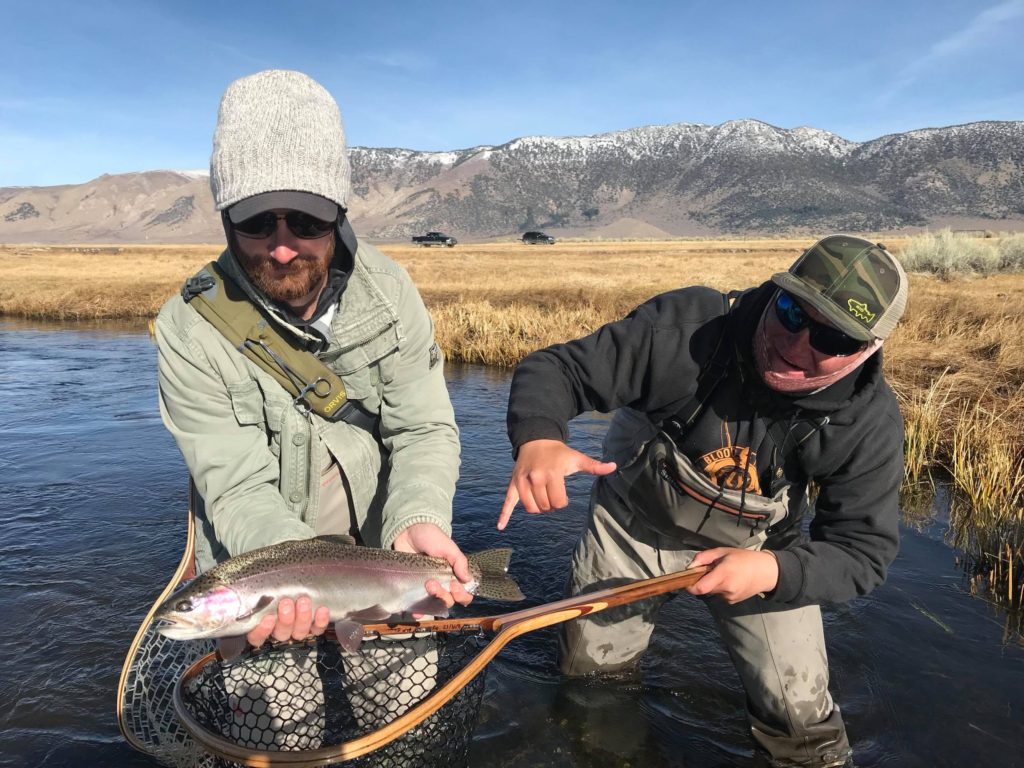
[333,620,365,654]
[348,604,393,621]
[406,596,450,618]
[217,636,249,662]
[317,534,358,547]
[235,594,275,622]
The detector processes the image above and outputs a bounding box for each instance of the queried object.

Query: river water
[1,319,1022,768]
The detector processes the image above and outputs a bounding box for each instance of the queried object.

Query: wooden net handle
[360,564,711,636]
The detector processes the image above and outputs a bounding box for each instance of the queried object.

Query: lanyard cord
[239,338,329,417]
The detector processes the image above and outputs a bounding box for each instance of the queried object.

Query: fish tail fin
[468,548,525,601]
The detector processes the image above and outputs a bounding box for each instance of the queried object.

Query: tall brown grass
[2,237,1023,616]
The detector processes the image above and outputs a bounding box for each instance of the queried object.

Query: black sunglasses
[233,210,335,239]
[774,291,867,357]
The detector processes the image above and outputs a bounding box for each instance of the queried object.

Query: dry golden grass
[2,238,1022,611]
[397,239,888,365]
[0,244,221,319]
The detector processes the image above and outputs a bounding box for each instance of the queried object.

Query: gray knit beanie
[210,70,350,216]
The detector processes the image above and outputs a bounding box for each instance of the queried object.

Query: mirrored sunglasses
[233,210,335,239]
[774,291,867,357]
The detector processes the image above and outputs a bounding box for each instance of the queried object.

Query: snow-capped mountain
[2,119,1021,243]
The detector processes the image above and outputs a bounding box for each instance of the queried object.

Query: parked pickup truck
[412,231,458,247]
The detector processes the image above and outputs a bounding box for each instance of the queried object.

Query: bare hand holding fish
[392,522,476,614]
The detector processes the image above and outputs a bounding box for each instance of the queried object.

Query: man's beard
[238,241,333,304]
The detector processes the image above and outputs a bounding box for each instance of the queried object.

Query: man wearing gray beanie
[154,70,470,650]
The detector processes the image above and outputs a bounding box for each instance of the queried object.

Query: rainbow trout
[154,535,524,653]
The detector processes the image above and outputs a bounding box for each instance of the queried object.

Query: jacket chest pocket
[227,379,292,458]
[324,323,400,405]
[227,379,267,430]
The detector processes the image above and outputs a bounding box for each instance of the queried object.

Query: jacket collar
[216,248,322,345]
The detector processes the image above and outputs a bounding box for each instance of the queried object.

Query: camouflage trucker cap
[772,234,908,341]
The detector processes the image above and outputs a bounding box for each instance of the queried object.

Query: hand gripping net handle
[172,565,709,766]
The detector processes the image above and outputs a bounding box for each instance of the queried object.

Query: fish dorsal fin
[317,534,358,547]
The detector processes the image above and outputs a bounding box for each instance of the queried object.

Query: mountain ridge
[2,119,1022,243]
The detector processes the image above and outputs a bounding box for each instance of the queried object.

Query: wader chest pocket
[619,432,789,550]
[657,460,772,524]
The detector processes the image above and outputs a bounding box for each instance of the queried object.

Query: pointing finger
[498,484,520,530]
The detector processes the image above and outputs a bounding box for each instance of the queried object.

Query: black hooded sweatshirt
[506,281,904,606]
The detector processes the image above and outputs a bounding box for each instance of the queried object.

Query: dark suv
[522,231,556,245]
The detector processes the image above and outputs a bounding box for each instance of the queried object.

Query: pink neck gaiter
[754,309,882,394]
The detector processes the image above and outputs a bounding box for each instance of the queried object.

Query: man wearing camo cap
[499,235,908,767]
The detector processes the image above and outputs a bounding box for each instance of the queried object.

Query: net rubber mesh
[121,621,218,766]
[187,632,485,767]
[123,624,486,767]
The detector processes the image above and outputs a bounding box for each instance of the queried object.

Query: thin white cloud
[358,51,435,73]
[0,96,76,115]
[929,0,1024,57]
[877,0,1024,104]
[206,41,276,72]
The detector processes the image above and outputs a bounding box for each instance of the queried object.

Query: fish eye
[175,599,193,612]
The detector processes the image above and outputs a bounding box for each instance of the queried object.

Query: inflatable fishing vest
[181,261,377,431]
[613,297,823,551]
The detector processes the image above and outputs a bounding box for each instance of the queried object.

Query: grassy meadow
[2,236,1022,620]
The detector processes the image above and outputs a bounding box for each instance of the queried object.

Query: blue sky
[3,0,1022,187]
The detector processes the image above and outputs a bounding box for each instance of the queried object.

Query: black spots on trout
[467,548,525,602]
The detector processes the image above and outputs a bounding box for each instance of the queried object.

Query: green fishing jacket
[155,241,460,573]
